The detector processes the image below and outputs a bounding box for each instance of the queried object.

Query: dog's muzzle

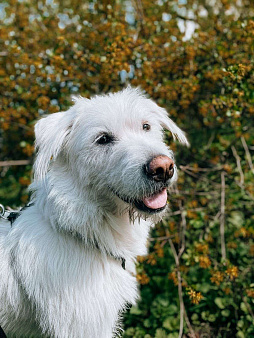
[111,155,174,214]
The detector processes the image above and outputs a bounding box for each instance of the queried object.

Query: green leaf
[168,304,178,315]
[240,302,248,314]
[237,320,244,329]
[162,317,173,331]
[168,333,179,338]
[208,314,216,322]
[228,211,244,227]
[236,331,245,338]
[191,313,199,321]
[221,309,230,317]
[201,311,209,320]
[157,296,169,307]
[144,319,152,328]
[215,297,225,309]
[129,306,142,315]
[155,328,167,338]
[199,283,210,293]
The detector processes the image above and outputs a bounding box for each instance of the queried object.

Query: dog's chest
[11,246,138,337]
[71,254,138,309]
[45,254,139,336]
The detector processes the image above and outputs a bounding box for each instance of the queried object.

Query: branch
[231,145,244,187]
[169,236,197,337]
[176,14,196,22]
[178,199,187,260]
[180,166,221,187]
[220,171,226,261]
[180,165,223,172]
[149,235,175,242]
[168,238,184,338]
[241,136,254,174]
[184,308,196,338]
[0,160,31,167]
[167,188,190,337]
[131,0,145,22]
[167,207,204,217]
[204,131,215,150]
[243,297,254,319]
[180,191,219,196]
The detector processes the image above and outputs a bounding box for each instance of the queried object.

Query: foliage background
[0,0,254,337]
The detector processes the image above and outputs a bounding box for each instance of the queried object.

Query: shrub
[1,1,253,336]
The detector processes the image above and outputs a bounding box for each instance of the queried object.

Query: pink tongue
[143,189,167,209]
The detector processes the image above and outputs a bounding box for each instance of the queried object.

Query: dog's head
[34,87,188,218]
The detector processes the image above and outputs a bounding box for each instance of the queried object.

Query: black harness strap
[0,325,6,338]
[121,257,126,270]
[7,211,21,225]
[6,203,34,226]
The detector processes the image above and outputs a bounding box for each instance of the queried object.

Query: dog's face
[34,88,188,218]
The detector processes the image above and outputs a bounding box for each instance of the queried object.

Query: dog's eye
[143,123,151,131]
[96,133,114,145]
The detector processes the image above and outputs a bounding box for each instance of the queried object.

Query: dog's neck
[30,169,152,261]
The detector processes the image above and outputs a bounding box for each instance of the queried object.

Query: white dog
[0,87,188,338]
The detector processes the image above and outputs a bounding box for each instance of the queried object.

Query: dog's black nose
[145,155,174,182]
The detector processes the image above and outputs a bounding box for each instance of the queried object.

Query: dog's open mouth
[110,187,168,214]
[134,188,167,214]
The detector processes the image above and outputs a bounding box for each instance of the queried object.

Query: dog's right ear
[34,109,75,181]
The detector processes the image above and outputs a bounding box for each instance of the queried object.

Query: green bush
[1,0,253,336]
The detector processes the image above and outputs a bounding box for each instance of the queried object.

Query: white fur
[0,87,188,337]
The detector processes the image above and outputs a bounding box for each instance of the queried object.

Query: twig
[179,167,199,178]
[241,136,254,174]
[243,297,254,319]
[0,160,31,167]
[11,122,33,131]
[178,199,187,260]
[180,167,221,187]
[231,145,244,187]
[176,14,196,22]
[167,188,188,338]
[134,0,145,21]
[169,238,184,338]
[180,165,223,172]
[131,0,145,41]
[167,207,204,217]
[180,191,219,196]
[220,171,226,261]
[204,131,215,150]
[149,235,175,241]
[210,210,221,227]
[184,308,196,338]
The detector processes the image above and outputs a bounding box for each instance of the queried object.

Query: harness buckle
[0,204,8,220]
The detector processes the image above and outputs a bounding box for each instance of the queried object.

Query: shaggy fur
[0,87,188,338]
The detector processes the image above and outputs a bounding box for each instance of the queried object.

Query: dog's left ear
[34,109,75,181]
[150,101,189,147]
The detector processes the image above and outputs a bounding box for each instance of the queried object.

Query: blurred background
[0,0,254,337]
